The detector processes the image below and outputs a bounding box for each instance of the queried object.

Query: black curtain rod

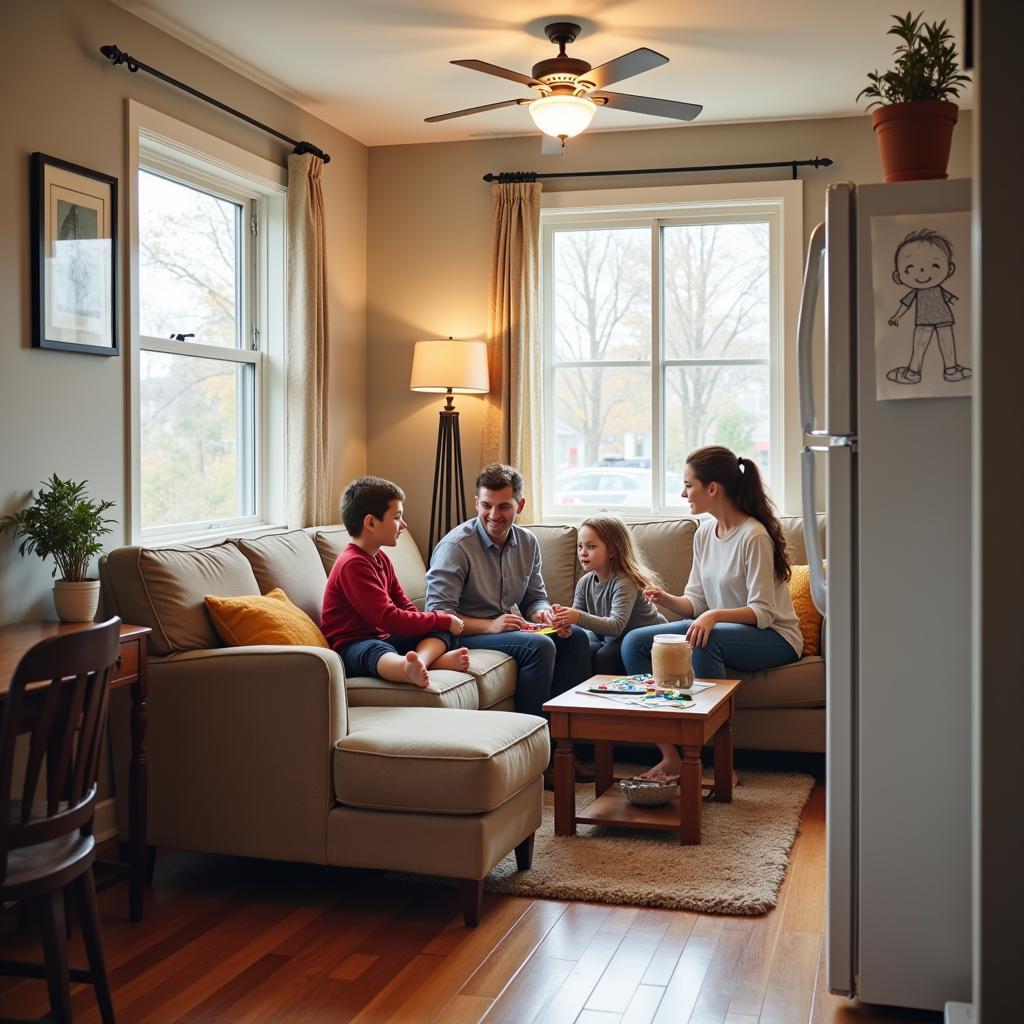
[483,157,832,183]
[100,44,331,164]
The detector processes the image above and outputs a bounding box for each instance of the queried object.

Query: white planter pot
[53,579,101,623]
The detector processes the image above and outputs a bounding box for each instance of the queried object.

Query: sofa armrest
[110,645,347,865]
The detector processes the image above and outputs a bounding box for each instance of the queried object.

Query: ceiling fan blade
[592,91,703,121]
[425,99,526,123]
[451,59,544,89]
[581,47,668,90]
[540,134,563,156]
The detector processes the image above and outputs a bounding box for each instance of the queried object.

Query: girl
[621,445,803,778]
[551,515,666,674]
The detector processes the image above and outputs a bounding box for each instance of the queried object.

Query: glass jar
[650,634,695,690]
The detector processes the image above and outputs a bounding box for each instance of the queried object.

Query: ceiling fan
[425,22,703,149]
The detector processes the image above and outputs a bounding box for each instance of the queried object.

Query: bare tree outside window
[552,228,651,483]
[663,221,771,482]
[138,171,255,531]
[547,213,776,514]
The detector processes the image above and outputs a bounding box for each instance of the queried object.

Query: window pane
[663,222,770,360]
[140,351,255,530]
[139,171,241,347]
[552,228,651,362]
[553,366,652,508]
[663,363,771,506]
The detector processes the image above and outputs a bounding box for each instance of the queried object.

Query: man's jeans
[462,626,591,718]
[620,621,799,680]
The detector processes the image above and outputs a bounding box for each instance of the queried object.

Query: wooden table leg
[553,739,576,836]
[713,719,734,803]
[680,745,702,845]
[594,740,614,796]
[128,673,148,922]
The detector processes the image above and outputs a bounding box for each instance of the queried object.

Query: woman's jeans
[620,620,799,679]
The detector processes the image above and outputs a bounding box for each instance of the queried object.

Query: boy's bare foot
[637,757,682,780]
[434,647,471,672]
[403,651,430,688]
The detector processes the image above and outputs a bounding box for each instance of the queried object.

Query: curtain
[481,180,543,521]
[286,152,332,527]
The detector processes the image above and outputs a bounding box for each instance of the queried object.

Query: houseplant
[0,474,116,622]
[858,11,971,182]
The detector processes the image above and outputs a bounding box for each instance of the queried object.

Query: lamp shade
[528,94,597,139]
[410,339,489,394]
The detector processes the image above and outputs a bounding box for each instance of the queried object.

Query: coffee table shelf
[543,674,740,846]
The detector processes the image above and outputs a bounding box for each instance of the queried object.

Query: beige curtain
[481,180,544,521]
[286,152,332,527]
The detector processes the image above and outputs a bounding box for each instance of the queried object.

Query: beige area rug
[484,768,815,915]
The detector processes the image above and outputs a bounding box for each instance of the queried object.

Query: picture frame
[31,152,118,355]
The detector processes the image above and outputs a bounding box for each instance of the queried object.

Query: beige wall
[0,0,368,624]
[367,113,972,554]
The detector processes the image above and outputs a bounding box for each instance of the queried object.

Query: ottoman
[327,706,549,924]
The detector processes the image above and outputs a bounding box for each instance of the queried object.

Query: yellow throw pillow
[788,564,823,657]
[205,588,329,648]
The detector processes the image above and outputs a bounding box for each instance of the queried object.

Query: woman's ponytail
[686,446,792,582]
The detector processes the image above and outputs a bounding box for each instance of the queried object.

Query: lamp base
[428,403,467,553]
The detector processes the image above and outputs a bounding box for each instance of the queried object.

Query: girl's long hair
[579,515,662,591]
[685,445,792,582]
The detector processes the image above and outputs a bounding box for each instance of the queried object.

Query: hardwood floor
[0,785,942,1023]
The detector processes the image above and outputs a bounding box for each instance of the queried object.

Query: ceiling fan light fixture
[528,94,596,139]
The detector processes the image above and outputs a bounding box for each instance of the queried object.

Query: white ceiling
[111,1,971,148]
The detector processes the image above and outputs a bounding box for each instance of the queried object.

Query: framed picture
[31,152,118,355]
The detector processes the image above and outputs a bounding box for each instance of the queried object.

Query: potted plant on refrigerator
[859,11,971,182]
[0,474,116,622]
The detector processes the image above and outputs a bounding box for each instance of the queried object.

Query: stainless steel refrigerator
[797,179,972,1011]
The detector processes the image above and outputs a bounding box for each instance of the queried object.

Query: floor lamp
[410,339,490,552]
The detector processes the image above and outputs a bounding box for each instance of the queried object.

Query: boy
[321,476,468,687]
[886,228,971,385]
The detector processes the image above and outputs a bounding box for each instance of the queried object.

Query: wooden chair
[0,618,121,1024]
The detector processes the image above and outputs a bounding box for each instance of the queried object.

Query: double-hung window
[128,103,286,542]
[541,181,802,517]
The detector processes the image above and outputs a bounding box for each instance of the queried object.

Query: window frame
[540,180,804,519]
[126,101,287,545]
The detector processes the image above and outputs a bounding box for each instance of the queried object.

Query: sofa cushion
[234,530,328,625]
[204,588,329,649]
[463,648,518,710]
[780,515,826,564]
[344,671,479,710]
[788,564,824,657]
[336,707,549,815]
[311,527,429,610]
[529,525,579,607]
[733,655,825,709]
[101,543,260,656]
[626,520,698,619]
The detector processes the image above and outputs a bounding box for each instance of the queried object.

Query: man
[425,463,593,780]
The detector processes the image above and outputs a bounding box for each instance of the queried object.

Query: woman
[621,445,803,777]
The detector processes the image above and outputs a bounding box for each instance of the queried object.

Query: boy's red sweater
[321,542,453,650]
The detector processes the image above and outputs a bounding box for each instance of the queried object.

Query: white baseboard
[94,797,120,844]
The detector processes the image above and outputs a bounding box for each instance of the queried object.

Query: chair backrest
[0,617,121,883]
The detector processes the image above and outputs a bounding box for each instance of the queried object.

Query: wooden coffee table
[543,674,740,845]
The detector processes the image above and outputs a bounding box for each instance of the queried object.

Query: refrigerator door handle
[801,446,828,615]
[797,222,827,436]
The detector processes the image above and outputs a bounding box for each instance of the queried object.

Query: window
[542,182,802,517]
[128,103,286,542]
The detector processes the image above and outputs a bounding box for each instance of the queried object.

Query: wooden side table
[0,620,151,921]
[543,675,740,845]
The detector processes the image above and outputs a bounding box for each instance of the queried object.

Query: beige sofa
[100,513,824,920]
[100,526,548,925]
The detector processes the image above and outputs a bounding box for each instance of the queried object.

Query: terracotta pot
[53,579,101,623]
[871,100,958,183]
